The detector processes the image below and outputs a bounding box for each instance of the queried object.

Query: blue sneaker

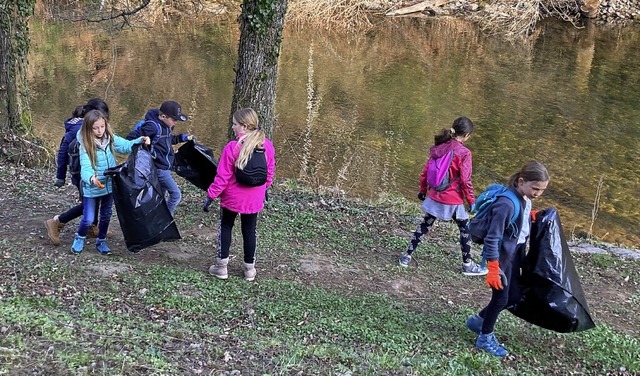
[71,234,85,254]
[399,252,412,267]
[96,238,112,255]
[466,314,483,334]
[476,333,508,357]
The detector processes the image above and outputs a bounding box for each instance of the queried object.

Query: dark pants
[217,207,258,264]
[478,243,526,334]
[406,212,472,263]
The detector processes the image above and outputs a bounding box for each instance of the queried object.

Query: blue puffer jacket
[55,117,83,184]
[77,130,144,198]
[126,108,187,170]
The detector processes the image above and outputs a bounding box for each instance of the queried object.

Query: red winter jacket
[418,139,475,206]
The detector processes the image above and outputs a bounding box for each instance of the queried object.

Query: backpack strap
[140,120,162,158]
[500,189,521,225]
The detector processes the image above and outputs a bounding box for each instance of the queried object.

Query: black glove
[203,198,213,212]
[417,192,426,201]
[54,178,65,188]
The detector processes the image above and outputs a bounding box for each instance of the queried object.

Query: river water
[27,16,640,247]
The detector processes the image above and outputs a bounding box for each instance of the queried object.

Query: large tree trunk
[229,0,288,140]
[0,0,47,166]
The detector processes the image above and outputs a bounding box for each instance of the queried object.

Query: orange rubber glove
[93,173,105,189]
[531,210,539,222]
[486,260,503,290]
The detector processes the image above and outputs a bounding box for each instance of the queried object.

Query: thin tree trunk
[229,0,288,140]
[0,0,46,166]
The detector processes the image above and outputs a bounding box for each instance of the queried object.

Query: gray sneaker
[399,252,411,267]
[462,260,488,276]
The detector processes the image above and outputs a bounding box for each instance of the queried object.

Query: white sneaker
[399,252,411,267]
[462,260,488,276]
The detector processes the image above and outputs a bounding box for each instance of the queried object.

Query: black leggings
[478,243,526,334]
[406,212,472,263]
[217,207,258,264]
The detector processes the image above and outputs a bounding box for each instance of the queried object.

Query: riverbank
[1,158,639,373]
[382,0,640,24]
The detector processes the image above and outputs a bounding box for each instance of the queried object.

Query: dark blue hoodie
[482,186,528,277]
[55,117,83,185]
[126,109,187,170]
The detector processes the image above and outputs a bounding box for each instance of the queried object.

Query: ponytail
[433,116,475,145]
[236,130,266,170]
[231,108,264,169]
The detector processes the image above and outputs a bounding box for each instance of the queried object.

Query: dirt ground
[2,161,639,339]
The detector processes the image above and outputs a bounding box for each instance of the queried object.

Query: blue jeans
[77,194,114,239]
[157,169,181,215]
[59,182,96,225]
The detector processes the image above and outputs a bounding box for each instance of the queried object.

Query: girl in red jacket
[399,116,485,276]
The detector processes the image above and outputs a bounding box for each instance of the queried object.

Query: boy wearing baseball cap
[127,100,193,215]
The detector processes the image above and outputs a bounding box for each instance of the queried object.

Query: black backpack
[235,148,267,186]
[68,138,81,182]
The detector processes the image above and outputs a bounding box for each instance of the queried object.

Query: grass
[0,160,639,374]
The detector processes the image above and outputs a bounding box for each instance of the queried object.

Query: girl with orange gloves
[465,160,550,357]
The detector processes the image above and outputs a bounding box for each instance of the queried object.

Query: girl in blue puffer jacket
[71,110,150,255]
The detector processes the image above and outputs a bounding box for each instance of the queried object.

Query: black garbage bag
[508,208,596,333]
[105,145,181,252]
[173,140,218,191]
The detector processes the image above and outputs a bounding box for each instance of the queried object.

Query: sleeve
[55,134,71,180]
[207,142,237,200]
[459,151,476,206]
[482,198,515,261]
[125,125,141,140]
[126,121,158,140]
[113,135,143,154]
[265,139,276,189]
[79,141,96,185]
[418,159,429,194]
[172,133,188,144]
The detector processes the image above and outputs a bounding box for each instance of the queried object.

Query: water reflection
[28,17,640,247]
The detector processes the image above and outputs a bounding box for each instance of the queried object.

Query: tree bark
[0,0,46,166]
[229,0,288,140]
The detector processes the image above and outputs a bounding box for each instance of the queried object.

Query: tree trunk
[229,0,288,140]
[0,0,47,166]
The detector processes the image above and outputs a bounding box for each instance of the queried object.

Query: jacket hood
[430,139,463,159]
[145,109,169,128]
[64,117,83,133]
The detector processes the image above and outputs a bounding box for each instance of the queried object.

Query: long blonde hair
[234,108,266,170]
[80,109,114,169]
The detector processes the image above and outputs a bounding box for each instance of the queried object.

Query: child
[466,160,550,357]
[45,98,111,245]
[206,108,275,281]
[126,100,192,215]
[399,116,486,276]
[71,109,150,255]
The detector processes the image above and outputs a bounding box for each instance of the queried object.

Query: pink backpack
[426,151,454,191]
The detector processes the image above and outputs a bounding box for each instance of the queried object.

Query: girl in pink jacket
[399,116,486,276]
[207,108,276,281]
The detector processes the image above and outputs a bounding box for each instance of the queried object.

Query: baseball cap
[159,100,189,122]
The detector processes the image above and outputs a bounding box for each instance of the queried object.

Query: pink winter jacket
[207,137,275,214]
[418,139,475,206]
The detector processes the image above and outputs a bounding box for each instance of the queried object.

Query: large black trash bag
[508,208,596,333]
[173,140,218,191]
[105,145,181,252]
